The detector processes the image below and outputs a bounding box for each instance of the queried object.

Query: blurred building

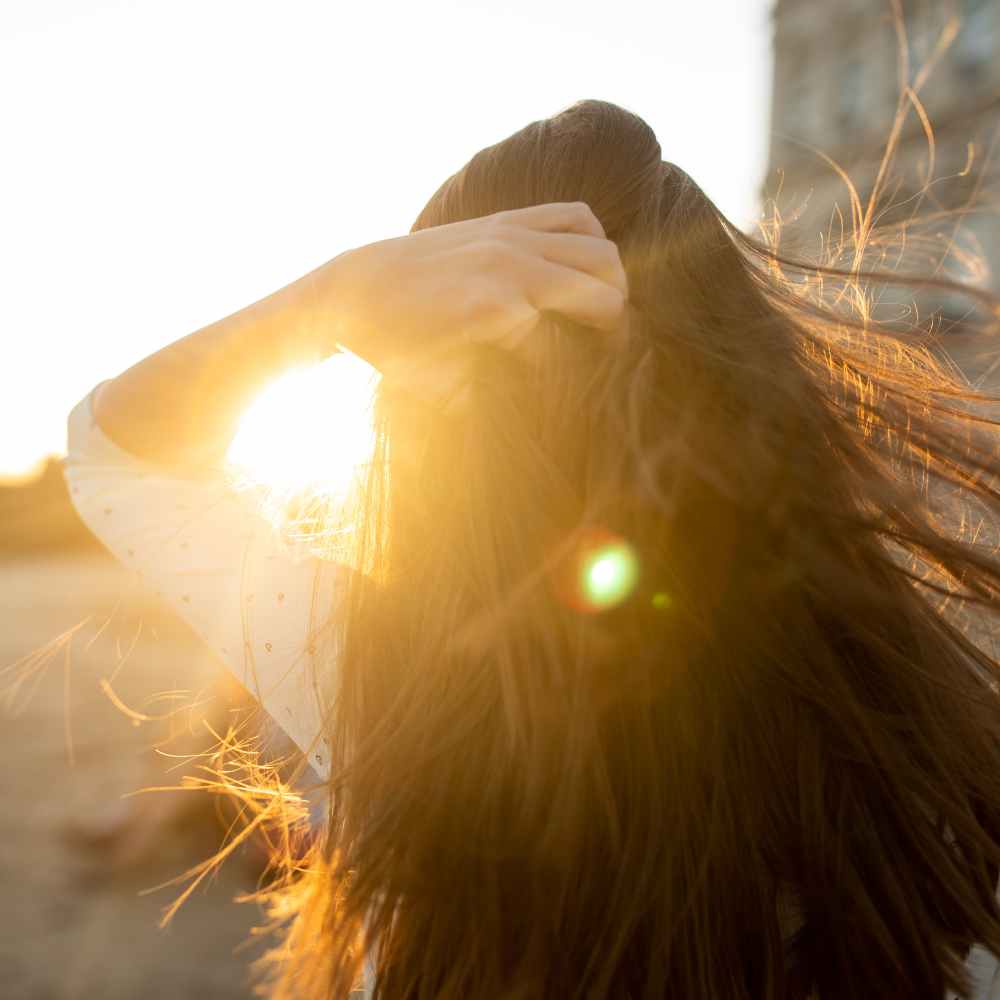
[764,0,999,324]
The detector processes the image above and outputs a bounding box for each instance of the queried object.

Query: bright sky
[0,0,773,479]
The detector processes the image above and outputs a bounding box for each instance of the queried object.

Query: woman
[66,100,1000,998]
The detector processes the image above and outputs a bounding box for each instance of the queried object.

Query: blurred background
[1,1,998,997]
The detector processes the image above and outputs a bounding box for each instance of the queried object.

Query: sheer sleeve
[63,382,341,778]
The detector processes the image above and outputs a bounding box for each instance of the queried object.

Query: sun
[226,349,380,501]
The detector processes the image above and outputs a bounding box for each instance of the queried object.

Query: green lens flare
[581,542,639,610]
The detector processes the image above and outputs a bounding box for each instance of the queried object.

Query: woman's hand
[327,201,629,409]
[92,202,627,471]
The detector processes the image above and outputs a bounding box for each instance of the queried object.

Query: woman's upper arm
[64,383,341,776]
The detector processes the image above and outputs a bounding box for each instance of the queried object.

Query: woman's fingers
[339,201,628,410]
[495,201,607,239]
[520,229,628,298]
[519,255,626,333]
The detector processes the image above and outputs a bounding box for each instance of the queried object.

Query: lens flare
[224,350,380,562]
[555,528,640,613]
[226,350,379,499]
[582,543,639,609]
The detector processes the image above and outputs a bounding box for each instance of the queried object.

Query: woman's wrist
[93,254,362,473]
[307,244,380,365]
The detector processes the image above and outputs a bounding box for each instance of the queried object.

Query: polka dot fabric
[64,383,343,780]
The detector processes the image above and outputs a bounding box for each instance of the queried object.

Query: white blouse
[64,383,342,781]
[64,381,1000,999]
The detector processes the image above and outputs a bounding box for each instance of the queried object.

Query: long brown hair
[253,95,1000,999]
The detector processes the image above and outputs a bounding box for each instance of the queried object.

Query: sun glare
[226,350,380,500]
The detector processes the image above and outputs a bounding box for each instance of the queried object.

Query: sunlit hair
[233,78,1000,999]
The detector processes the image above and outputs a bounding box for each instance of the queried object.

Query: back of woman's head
[268,100,1000,999]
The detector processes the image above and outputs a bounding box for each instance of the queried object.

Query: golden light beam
[226,350,380,501]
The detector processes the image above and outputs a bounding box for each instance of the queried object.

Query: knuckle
[602,285,626,315]
[475,238,513,265]
[599,238,621,266]
[464,273,504,311]
[487,218,517,243]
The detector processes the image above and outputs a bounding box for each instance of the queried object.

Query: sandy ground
[0,555,278,1000]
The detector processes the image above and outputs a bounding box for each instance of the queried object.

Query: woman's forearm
[94,253,358,474]
[92,201,628,473]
